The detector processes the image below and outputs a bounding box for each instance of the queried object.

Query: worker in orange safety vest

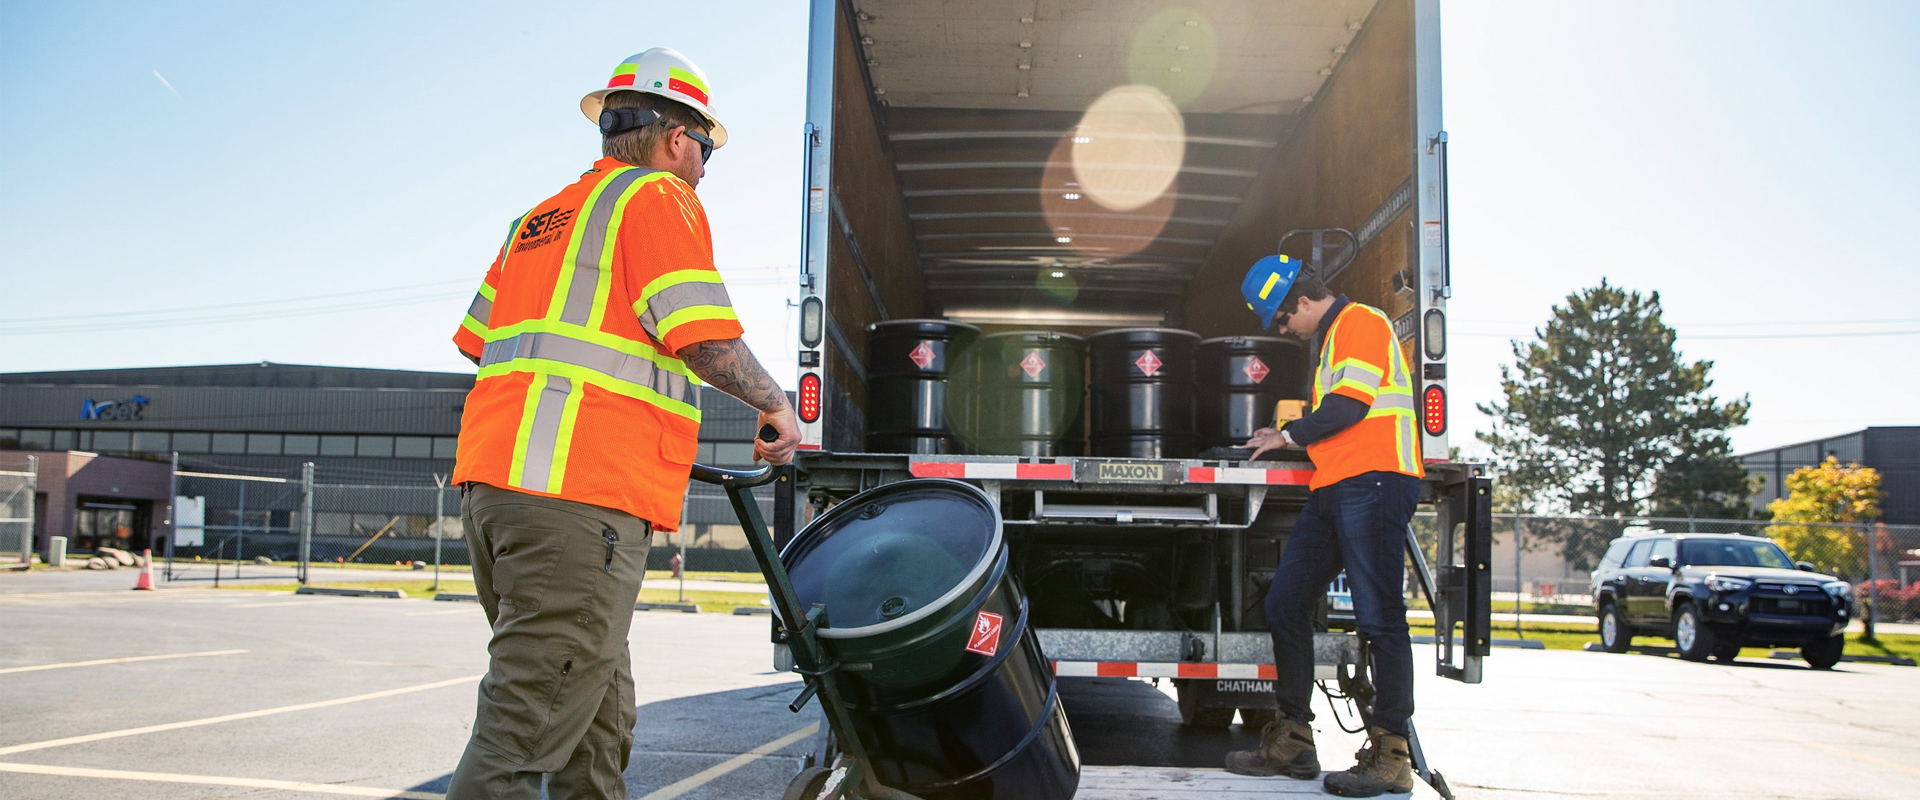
[444,47,798,800]
[1224,255,1424,797]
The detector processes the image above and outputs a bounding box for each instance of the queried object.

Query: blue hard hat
[1241,255,1301,331]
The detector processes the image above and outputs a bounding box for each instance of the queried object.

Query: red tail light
[799,373,822,423]
[1422,384,1446,436]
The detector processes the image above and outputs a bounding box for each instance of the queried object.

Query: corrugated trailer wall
[1183,0,1415,340]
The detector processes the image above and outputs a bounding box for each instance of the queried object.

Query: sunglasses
[683,128,714,164]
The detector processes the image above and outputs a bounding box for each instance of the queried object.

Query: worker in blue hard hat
[1226,254,1425,797]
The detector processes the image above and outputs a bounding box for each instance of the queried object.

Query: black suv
[1589,532,1855,668]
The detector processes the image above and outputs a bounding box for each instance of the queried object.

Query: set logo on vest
[81,395,148,421]
[513,207,578,253]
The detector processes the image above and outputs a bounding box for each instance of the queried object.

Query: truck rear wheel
[1238,708,1277,728]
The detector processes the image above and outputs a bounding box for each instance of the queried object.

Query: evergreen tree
[1478,280,1751,568]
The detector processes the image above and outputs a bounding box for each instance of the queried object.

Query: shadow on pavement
[406,681,815,799]
[1058,676,1270,769]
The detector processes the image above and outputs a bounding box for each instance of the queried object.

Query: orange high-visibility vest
[1305,302,1424,490]
[451,158,743,529]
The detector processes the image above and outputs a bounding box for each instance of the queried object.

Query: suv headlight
[1822,581,1851,599]
[1706,575,1753,593]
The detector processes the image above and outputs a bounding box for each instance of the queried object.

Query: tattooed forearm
[677,338,790,414]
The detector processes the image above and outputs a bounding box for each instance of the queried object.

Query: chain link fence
[0,457,36,565]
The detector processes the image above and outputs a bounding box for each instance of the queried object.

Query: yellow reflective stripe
[1330,358,1384,383]
[478,281,496,301]
[478,359,701,422]
[1331,378,1381,399]
[483,318,691,377]
[546,167,636,320]
[460,315,488,339]
[585,174,668,331]
[656,304,739,340]
[1258,272,1280,300]
[638,269,725,305]
[545,389,587,492]
[506,375,546,488]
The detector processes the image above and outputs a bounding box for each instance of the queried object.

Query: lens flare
[1069,85,1185,213]
[1042,133,1176,258]
[1127,8,1218,107]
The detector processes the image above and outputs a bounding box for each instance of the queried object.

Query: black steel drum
[1087,328,1199,458]
[1196,335,1310,451]
[782,479,1080,800]
[867,320,980,454]
[964,331,1086,457]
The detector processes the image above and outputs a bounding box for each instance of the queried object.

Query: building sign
[82,395,148,421]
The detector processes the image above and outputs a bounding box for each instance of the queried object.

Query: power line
[0,279,474,324]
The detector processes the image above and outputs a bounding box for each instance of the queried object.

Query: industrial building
[0,363,771,562]
[1739,427,1920,524]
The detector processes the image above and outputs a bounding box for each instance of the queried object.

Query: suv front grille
[1752,594,1830,615]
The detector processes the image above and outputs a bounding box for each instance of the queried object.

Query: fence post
[433,474,447,593]
[236,481,246,579]
[19,454,38,565]
[164,453,176,580]
[1865,523,1878,643]
[1515,515,1526,639]
[299,463,314,585]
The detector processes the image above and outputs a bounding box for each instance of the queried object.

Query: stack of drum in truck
[866,320,1311,458]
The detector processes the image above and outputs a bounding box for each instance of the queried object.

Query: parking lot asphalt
[3,570,1916,799]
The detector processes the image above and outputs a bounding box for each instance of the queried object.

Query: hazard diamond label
[1020,351,1047,379]
[909,341,936,369]
[1134,349,1163,376]
[965,610,1003,657]
[1243,356,1270,384]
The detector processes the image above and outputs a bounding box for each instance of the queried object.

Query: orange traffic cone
[132,548,155,591]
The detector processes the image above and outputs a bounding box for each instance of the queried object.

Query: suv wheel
[1674,604,1716,662]
[1803,634,1846,670]
[1598,604,1632,653]
[1711,642,1742,662]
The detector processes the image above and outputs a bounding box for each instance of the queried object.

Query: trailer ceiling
[845,0,1380,328]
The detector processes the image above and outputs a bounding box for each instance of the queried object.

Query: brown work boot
[1223,717,1320,779]
[1323,726,1415,797]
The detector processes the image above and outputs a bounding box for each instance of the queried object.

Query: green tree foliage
[1478,281,1751,569]
[1766,456,1883,577]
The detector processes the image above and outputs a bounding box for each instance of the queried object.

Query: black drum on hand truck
[782,480,1080,800]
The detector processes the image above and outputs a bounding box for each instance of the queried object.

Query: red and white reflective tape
[909,462,1074,481]
[1184,466,1313,485]
[1050,661,1277,679]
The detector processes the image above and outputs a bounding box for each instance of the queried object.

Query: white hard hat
[581,48,728,149]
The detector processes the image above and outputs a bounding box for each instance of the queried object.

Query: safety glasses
[683,128,714,164]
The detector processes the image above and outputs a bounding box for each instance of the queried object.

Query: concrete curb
[636,602,699,613]
[296,586,407,599]
[434,593,480,603]
[732,607,774,616]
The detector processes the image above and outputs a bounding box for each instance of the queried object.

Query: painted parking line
[637,722,818,800]
[0,761,443,799]
[0,674,481,756]
[0,649,248,676]
[1789,737,1920,777]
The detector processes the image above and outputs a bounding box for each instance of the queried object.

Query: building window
[247,434,281,455]
[51,430,75,450]
[132,432,170,453]
[284,435,319,456]
[320,436,356,457]
[77,430,92,450]
[211,433,247,454]
[432,437,459,459]
[173,432,210,453]
[19,429,52,449]
[393,436,432,459]
[357,436,394,458]
[0,429,16,447]
[92,430,132,453]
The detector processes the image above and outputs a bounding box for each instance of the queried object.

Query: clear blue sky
[3,1,1917,454]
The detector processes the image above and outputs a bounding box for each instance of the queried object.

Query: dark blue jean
[1264,471,1421,736]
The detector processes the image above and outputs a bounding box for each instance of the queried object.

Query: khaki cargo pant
[447,483,651,800]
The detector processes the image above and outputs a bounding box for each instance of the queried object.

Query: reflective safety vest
[451,158,743,529]
[1305,302,1423,489]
